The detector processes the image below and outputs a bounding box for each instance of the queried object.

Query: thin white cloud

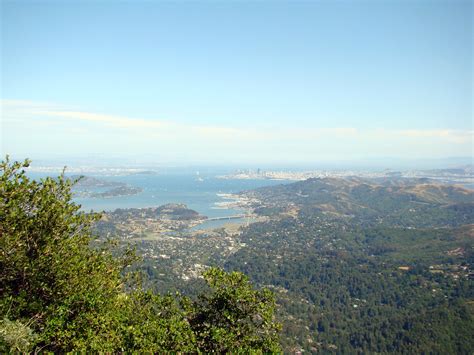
[2,99,472,142]
[1,99,61,108]
[1,99,472,160]
[3,102,259,140]
[366,128,473,144]
[33,110,169,129]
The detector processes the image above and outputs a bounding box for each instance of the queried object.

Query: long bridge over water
[206,214,250,221]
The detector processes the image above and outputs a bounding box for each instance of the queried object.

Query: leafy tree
[0,157,131,350]
[189,267,281,352]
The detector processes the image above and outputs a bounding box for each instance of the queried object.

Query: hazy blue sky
[1,0,472,166]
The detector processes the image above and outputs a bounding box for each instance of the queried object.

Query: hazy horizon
[10,154,473,173]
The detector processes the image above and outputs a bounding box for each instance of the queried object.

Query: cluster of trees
[224,213,474,353]
[0,158,281,352]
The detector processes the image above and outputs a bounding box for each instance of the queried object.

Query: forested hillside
[223,178,474,352]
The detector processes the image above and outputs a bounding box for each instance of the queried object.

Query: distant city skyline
[1,0,472,165]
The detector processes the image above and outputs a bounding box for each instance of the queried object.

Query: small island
[90,185,143,198]
[71,175,143,198]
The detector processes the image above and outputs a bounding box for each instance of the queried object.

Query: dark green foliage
[223,212,474,353]
[0,157,281,352]
[189,268,281,352]
[117,291,197,352]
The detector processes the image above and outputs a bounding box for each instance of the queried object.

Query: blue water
[28,172,289,218]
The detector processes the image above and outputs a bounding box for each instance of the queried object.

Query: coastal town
[94,203,208,238]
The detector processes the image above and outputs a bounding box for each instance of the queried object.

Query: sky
[1,0,472,166]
